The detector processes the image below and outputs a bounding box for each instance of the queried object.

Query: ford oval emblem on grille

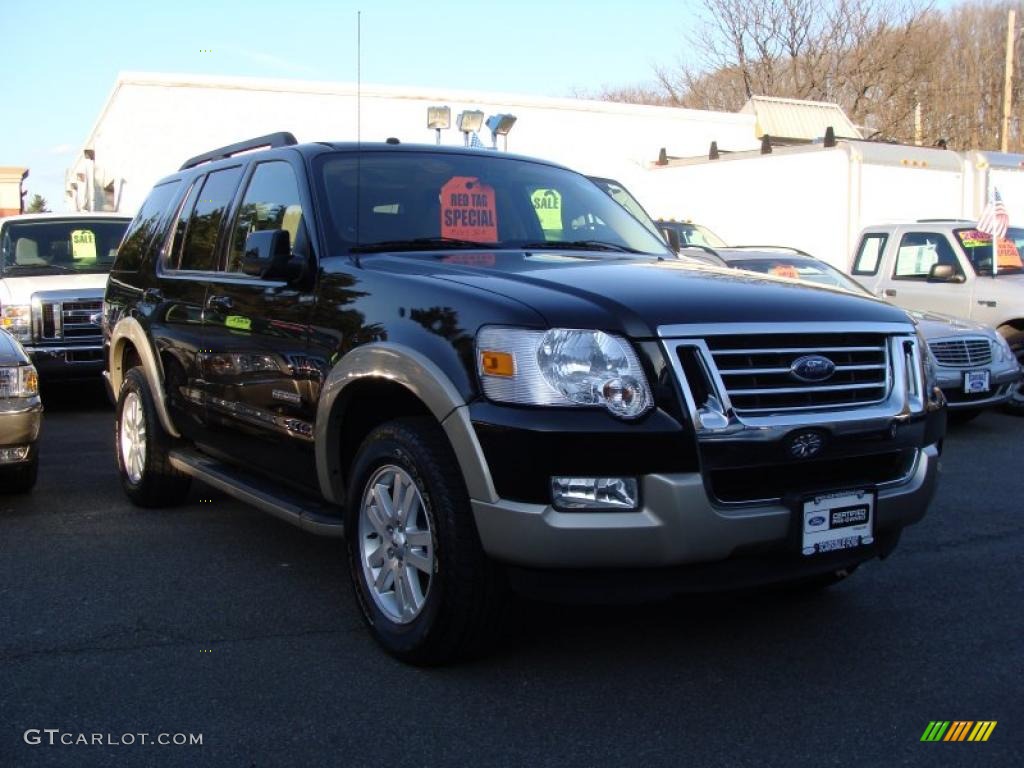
[788,430,825,459]
[790,354,836,382]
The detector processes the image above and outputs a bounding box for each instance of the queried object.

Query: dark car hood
[365,250,913,338]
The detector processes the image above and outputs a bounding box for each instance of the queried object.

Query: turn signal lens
[480,350,515,377]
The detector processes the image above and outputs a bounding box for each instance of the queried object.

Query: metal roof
[740,96,862,141]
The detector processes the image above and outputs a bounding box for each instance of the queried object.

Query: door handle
[882,289,897,297]
[977,299,997,308]
[143,288,163,303]
[206,295,233,313]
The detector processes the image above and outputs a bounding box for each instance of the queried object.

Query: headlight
[915,330,941,407]
[0,304,32,341]
[0,364,39,398]
[477,327,652,419]
[992,334,1014,364]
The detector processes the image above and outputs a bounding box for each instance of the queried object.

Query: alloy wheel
[357,465,435,624]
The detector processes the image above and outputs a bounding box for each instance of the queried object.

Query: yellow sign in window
[530,188,562,234]
[71,229,97,260]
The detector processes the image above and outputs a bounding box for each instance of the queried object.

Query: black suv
[104,133,945,664]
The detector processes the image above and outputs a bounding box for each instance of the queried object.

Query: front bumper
[27,345,105,380]
[0,396,43,458]
[936,366,1021,409]
[472,442,939,570]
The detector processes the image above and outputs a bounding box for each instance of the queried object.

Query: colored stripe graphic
[921,721,997,742]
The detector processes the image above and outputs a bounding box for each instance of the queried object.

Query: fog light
[551,477,638,510]
[0,445,30,464]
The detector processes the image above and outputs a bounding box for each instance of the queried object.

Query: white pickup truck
[0,213,131,380]
[851,219,1024,415]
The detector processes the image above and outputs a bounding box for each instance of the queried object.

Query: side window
[893,232,962,280]
[852,234,887,276]
[226,161,305,273]
[178,166,243,272]
[115,180,181,272]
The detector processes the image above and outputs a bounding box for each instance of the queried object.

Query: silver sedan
[0,328,42,492]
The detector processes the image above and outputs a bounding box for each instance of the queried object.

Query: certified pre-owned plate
[963,370,990,393]
[801,490,875,556]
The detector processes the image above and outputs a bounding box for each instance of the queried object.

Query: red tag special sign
[441,177,498,242]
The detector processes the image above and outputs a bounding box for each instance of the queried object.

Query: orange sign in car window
[996,238,1023,269]
[769,264,801,279]
[440,177,498,242]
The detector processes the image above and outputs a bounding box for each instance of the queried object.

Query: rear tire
[345,417,504,665]
[115,367,190,507]
[1,451,38,494]
[1001,330,1024,417]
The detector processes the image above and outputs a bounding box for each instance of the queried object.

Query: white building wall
[68,72,759,214]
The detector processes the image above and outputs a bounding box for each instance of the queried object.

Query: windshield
[314,151,671,257]
[728,256,868,294]
[953,227,1024,276]
[0,219,129,276]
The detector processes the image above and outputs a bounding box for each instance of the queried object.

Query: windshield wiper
[350,237,495,254]
[514,239,644,254]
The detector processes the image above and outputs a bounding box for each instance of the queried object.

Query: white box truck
[634,140,966,270]
[962,151,1024,219]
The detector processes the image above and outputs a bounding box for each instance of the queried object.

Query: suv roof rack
[179,132,298,171]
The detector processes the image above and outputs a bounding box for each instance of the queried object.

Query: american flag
[977,188,1009,240]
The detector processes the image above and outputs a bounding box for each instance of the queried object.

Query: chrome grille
[702,332,890,413]
[37,299,103,342]
[928,338,992,368]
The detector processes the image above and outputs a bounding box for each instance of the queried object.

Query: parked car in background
[684,245,1022,421]
[0,328,41,492]
[0,213,132,381]
[656,219,727,250]
[851,220,1024,415]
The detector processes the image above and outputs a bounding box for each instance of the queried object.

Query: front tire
[115,367,190,507]
[345,417,504,665]
[1002,330,1024,417]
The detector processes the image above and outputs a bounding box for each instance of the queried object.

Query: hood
[366,251,913,338]
[0,273,108,306]
[908,309,992,340]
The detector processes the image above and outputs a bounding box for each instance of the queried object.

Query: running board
[168,449,345,537]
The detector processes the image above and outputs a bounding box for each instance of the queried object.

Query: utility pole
[1002,9,1016,153]
[914,102,923,146]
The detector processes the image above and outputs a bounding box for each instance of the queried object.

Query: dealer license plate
[801,490,875,556]
[963,370,990,393]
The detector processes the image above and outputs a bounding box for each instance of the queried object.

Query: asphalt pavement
[0,383,1020,767]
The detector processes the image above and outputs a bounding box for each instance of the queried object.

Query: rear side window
[852,234,887,276]
[225,161,305,273]
[178,167,243,271]
[115,181,181,272]
[892,232,963,280]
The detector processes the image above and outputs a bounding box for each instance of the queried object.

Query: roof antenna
[357,10,362,145]
[355,10,362,256]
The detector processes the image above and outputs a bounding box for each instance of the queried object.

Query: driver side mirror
[928,263,964,283]
[242,230,303,282]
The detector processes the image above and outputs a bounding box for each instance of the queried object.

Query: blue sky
[1,0,693,208]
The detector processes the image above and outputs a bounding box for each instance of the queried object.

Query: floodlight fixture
[456,110,485,146]
[485,114,517,150]
[427,105,451,145]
